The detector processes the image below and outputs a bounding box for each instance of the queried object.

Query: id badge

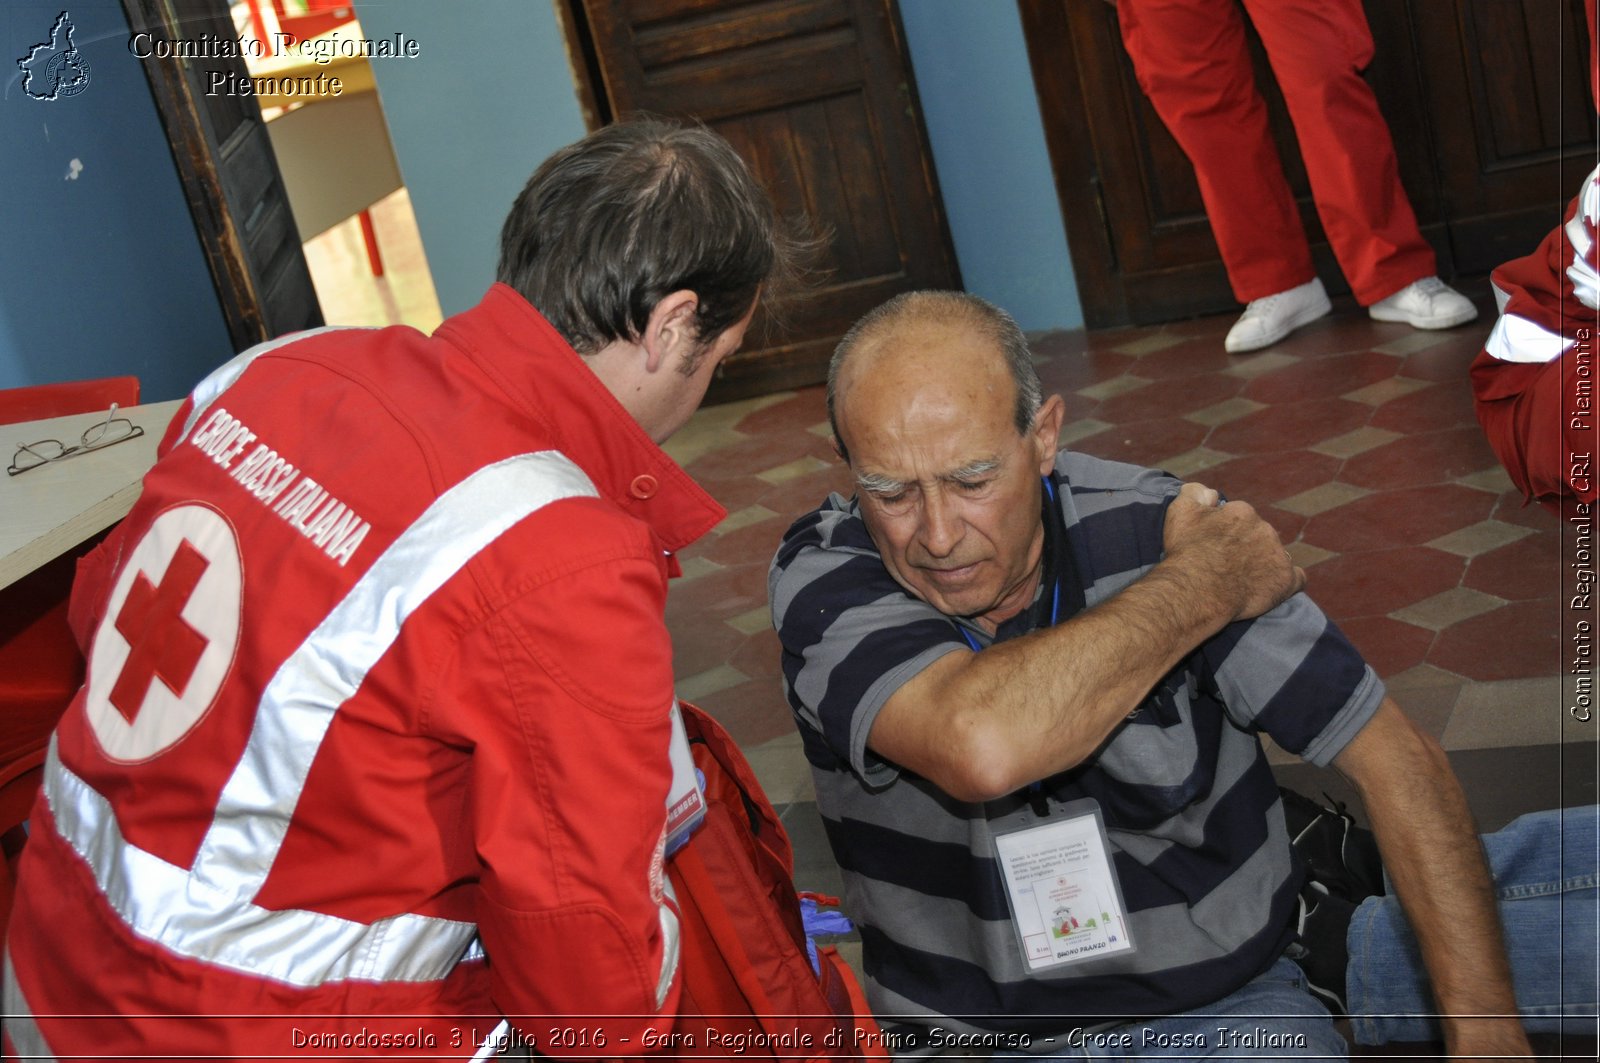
[663,700,707,855]
[993,799,1135,970]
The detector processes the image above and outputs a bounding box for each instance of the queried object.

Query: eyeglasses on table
[8,404,147,477]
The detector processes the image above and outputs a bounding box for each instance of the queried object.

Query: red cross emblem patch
[85,504,242,762]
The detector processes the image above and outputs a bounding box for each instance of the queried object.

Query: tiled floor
[663,286,1597,838]
[302,196,1593,854]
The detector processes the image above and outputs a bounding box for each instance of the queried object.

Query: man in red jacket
[4,118,799,1058]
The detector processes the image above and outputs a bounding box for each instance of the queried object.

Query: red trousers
[1117,0,1435,305]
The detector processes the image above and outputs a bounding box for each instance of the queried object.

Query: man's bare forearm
[874,491,1302,801]
[1338,704,1531,1058]
[926,561,1259,798]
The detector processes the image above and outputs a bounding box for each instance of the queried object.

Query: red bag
[662,702,888,1060]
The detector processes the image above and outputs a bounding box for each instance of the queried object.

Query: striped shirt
[768,451,1384,1046]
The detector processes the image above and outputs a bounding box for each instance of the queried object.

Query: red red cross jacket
[1471,166,1600,511]
[4,285,725,1058]
[1470,6,1600,512]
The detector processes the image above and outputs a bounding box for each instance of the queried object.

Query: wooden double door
[573,0,960,401]
[1021,0,1598,328]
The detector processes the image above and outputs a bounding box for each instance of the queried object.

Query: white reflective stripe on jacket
[1485,165,1600,367]
[40,450,672,988]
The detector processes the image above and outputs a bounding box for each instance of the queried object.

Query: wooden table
[0,400,182,592]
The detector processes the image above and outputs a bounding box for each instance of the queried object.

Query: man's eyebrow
[944,458,1001,481]
[856,458,1001,494]
[855,470,907,494]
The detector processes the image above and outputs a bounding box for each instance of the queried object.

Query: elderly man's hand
[1163,481,1305,622]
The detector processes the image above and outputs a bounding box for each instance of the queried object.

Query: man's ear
[1032,393,1067,474]
[642,290,700,373]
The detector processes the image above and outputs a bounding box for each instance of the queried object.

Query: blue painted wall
[352,0,589,319]
[0,0,234,401]
[899,1,1080,331]
[357,0,1084,331]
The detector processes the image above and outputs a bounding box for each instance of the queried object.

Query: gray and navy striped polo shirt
[768,450,1384,1048]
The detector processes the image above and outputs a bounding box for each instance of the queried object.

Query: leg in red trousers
[1117,0,1315,303]
[1242,0,1435,305]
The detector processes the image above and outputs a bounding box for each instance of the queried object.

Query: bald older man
[768,291,1528,1058]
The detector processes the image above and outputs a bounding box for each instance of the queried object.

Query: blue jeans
[1000,957,1349,1060]
[1347,805,1600,1044]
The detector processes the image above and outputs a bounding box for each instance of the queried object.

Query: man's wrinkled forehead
[835,318,1014,448]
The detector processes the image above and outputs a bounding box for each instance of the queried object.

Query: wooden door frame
[119,0,318,352]
[1016,0,1127,330]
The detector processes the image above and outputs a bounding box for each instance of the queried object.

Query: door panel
[579,0,959,400]
[1021,0,1595,329]
[1411,0,1597,273]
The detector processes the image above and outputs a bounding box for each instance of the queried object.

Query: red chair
[0,375,140,424]
[242,0,357,52]
[0,376,140,941]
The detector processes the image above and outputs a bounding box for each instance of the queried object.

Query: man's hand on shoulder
[1163,481,1305,623]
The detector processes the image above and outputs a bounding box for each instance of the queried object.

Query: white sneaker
[1224,279,1333,353]
[1367,276,1478,330]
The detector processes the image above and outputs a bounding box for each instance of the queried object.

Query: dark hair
[827,291,1042,465]
[497,116,795,355]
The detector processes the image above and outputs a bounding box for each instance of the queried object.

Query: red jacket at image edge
[4,284,725,1056]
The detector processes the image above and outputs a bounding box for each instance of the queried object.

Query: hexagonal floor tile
[1301,484,1497,554]
[1034,349,1137,393]
[1129,336,1250,380]
[1463,529,1562,601]
[1339,426,1503,490]
[1071,418,1209,469]
[1096,371,1245,425]
[1369,378,1480,434]
[1205,397,1372,455]
[1201,451,1344,506]
[1428,598,1564,681]
[1300,546,1465,621]
[1241,349,1399,406]
[1334,615,1436,676]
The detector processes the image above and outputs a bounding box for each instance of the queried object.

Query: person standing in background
[1113,0,1478,353]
